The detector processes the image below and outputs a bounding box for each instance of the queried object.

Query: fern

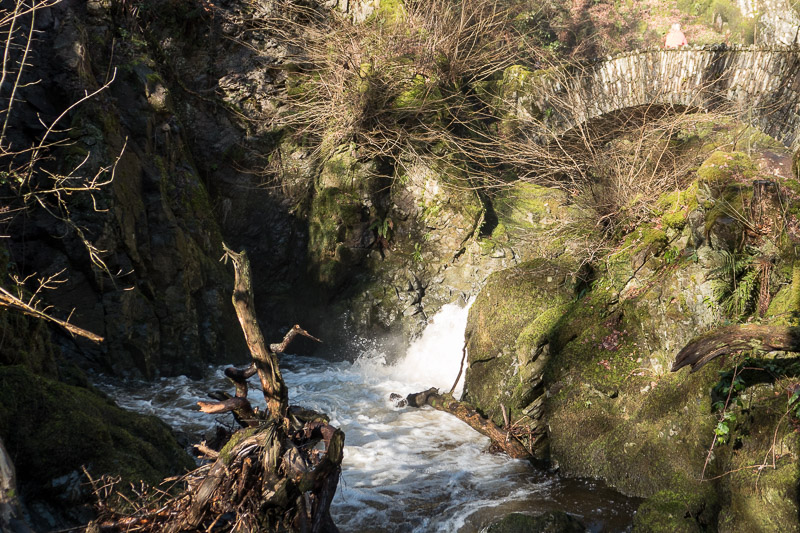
[710,250,760,320]
[724,267,759,318]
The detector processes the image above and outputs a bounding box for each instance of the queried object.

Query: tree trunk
[222,242,289,419]
[672,324,800,372]
[95,244,342,533]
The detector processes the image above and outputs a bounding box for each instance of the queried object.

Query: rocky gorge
[1,0,800,531]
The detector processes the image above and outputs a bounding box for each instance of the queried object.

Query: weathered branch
[99,243,342,532]
[672,325,800,373]
[221,242,288,419]
[448,332,470,396]
[0,287,103,342]
[397,388,534,461]
[197,396,258,428]
[271,324,322,353]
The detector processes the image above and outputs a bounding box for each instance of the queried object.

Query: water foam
[96,299,637,532]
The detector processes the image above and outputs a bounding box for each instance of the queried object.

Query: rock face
[753,0,800,45]
[4,1,247,378]
[463,259,580,459]
[463,149,800,530]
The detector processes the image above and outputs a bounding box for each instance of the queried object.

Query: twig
[449,331,471,395]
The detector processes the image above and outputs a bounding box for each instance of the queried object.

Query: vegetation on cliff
[1,0,798,531]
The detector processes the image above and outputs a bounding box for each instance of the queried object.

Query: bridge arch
[507,46,800,151]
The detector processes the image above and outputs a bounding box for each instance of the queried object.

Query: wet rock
[485,511,585,533]
[0,365,194,531]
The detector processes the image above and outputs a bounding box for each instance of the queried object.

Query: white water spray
[355,299,472,398]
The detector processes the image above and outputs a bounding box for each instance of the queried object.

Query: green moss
[633,490,705,532]
[464,259,578,430]
[661,210,687,230]
[487,511,585,533]
[765,284,797,325]
[489,182,581,260]
[793,262,800,316]
[0,366,193,493]
[318,145,361,189]
[145,72,164,85]
[605,224,668,287]
[393,74,442,111]
[371,0,406,24]
[498,65,548,120]
[308,187,362,258]
[697,151,757,185]
[219,427,260,465]
[655,184,699,231]
[0,312,57,377]
[715,381,800,532]
[701,183,751,238]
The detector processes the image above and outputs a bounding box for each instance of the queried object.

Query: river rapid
[97,301,638,532]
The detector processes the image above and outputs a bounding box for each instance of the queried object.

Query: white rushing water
[97,301,636,532]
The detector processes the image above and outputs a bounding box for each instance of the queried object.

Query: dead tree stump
[96,244,343,533]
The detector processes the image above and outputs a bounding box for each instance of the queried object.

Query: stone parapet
[516,46,800,150]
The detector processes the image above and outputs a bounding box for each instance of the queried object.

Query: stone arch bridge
[506,45,800,151]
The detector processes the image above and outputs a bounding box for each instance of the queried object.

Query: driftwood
[96,244,342,533]
[394,388,534,461]
[672,325,800,373]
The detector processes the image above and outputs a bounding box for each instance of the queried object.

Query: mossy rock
[463,259,579,429]
[308,187,363,259]
[318,145,372,190]
[392,73,444,113]
[0,365,194,497]
[493,182,571,231]
[655,184,699,231]
[547,366,720,509]
[486,511,585,533]
[696,151,757,186]
[544,274,721,503]
[489,182,581,261]
[765,285,797,325]
[0,309,58,378]
[604,223,669,290]
[498,65,548,122]
[633,490,706,532]
[715,382,800,532]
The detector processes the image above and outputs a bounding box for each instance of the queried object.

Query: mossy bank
[464,148,800,531]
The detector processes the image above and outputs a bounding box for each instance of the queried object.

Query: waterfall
[96,299,637,532]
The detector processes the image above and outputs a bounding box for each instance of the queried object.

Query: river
[96,301,638,532]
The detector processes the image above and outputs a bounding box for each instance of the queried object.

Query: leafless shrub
[0,0,119,341]
[258,0,526,180]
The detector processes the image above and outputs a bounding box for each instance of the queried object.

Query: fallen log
[395,388,534,461]
[672,324,800,373]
